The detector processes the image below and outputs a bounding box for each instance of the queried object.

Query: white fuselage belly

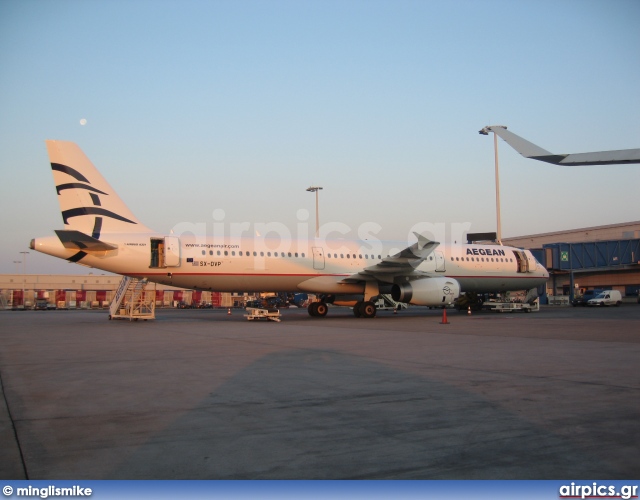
[33,233,548,294]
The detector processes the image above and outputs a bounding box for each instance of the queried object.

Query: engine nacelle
[391,277,460,306]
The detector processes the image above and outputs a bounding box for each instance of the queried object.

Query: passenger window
[224,250,228,256]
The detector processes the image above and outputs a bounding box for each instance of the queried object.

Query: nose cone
[30,238,35,250]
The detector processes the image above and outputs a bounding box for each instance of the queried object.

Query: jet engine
[391,277,460,306]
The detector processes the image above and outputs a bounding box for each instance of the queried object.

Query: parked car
[572,289,603,307]
[587,290,622,307]
[34,298,49,310]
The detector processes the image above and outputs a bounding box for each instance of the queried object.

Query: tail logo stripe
[67,251,88,263]
[51,163,90,183]
[56,183,108,195]
[91,217,103,239]
[62,207,136,225]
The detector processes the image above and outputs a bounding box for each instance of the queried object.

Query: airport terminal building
[0,274,241,310]
[503,220,640,302]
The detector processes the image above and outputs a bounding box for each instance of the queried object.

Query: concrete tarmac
[1,305,639,479]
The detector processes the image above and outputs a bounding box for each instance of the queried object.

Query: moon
[79,118,87,126]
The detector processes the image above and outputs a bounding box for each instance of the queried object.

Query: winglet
[413,232,434,251]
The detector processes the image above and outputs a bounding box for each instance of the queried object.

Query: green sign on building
[560,251,569,262]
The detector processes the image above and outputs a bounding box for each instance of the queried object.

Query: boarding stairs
[375,294,407,311]
[109,276,156,321]
[0,292,8,311]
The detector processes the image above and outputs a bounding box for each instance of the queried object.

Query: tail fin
[46,140,153,235]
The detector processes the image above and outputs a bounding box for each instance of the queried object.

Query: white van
[587,290,622,307]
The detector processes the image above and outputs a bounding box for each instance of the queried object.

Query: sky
[0,0,639,274]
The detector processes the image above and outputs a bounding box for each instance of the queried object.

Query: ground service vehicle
[587,290,622,307]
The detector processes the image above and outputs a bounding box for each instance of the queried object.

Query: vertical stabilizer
[46,140,153,235]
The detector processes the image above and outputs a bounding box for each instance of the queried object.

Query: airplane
[479,126,640,166]
[30,140,549,318]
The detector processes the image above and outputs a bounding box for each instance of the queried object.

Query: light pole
[20,251,29,308]
[306,186,323,238]
[13,260,21,274]
[479,125,507,245]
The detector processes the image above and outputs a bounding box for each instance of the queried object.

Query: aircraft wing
[340,232,439,284]
[481,125,640,166]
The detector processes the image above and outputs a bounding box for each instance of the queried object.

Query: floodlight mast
[306,186,323,238]
[19,251,29,307]
[479,125,507,245]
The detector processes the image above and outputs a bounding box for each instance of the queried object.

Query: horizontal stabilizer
[55,230,118,252]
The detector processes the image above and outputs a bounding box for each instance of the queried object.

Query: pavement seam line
[0,368,29,479]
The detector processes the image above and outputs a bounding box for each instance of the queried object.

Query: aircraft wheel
[361,301,376,318]
[315,302,328,317]
[108,315,112,320]
[308,303,318,317]
[353,301,363,317]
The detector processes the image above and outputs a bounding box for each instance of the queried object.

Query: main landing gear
[307,299,378,319]
[352,301,377,318]
[307,301,328,317]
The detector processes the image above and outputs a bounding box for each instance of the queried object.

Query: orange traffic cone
[440,307,449,324]
[227,308,231,315]
[467,306,471,315]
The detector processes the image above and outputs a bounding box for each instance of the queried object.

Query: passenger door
[164,236,181,267]
[312,247,325,270]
